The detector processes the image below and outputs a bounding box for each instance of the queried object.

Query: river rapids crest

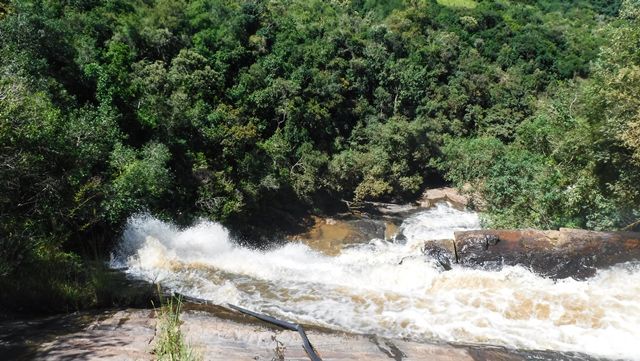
[111,203,640,360]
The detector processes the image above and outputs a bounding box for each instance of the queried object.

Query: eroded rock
[454,228,640,279]
[419,187,469,210]
[422,239,456,271]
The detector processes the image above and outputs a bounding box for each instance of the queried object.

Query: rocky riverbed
[3,188,639,360]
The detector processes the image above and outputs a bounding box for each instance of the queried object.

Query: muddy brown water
[108,204,640,360]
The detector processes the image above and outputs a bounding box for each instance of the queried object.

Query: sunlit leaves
[103,142,171,222]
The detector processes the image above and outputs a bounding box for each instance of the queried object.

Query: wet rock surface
[452,228,640,279]
[422,240,456,271]
[289,187,473,256]
[288,215,396,255]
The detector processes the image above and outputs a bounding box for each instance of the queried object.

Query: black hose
[227,303,322,361]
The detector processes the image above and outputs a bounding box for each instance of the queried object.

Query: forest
[1,0,639,312]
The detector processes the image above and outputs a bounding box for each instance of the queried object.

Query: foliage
[441,0,640,230]
[103,142,172,222]
[437,0,478,9]
[0,0,633,311]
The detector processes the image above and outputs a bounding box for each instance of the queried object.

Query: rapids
[111,203,640,360]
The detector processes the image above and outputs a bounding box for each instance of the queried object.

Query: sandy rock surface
[0,305,606,361]
[36,309,157,360]
[180,310,473,361]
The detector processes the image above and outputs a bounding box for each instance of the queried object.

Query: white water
[112,203,640,360]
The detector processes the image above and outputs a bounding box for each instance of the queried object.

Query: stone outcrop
[433,228,640,279]
[422,239,457,271]
[418,187,469,209]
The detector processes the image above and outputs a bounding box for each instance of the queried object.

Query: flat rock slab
[179,307,603,361]
[37,309,156,361]
[181,310,472,361]
[1,306,609,361]
[0,309,156,360]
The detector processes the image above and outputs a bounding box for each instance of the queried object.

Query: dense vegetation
[1,0,638,312]
[440,1,640,230]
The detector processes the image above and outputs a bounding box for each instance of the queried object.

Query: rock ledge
[424,228,640,279]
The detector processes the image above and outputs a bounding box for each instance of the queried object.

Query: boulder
[422,239,457,271]
[419,187,468,209]
[453,228,640,279]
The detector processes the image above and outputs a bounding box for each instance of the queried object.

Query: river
[111,203,640,360]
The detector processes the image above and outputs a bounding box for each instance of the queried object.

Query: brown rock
[419,187,469,209]
[288,216,386,256]
[453,228,640,279]
[422,239,457,270]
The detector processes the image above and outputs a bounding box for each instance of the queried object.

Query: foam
[111,205,640,360]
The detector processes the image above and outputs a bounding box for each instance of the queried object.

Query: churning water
[111,203,640,360]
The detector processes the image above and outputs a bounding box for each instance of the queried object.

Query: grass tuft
[153,293,200,361]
